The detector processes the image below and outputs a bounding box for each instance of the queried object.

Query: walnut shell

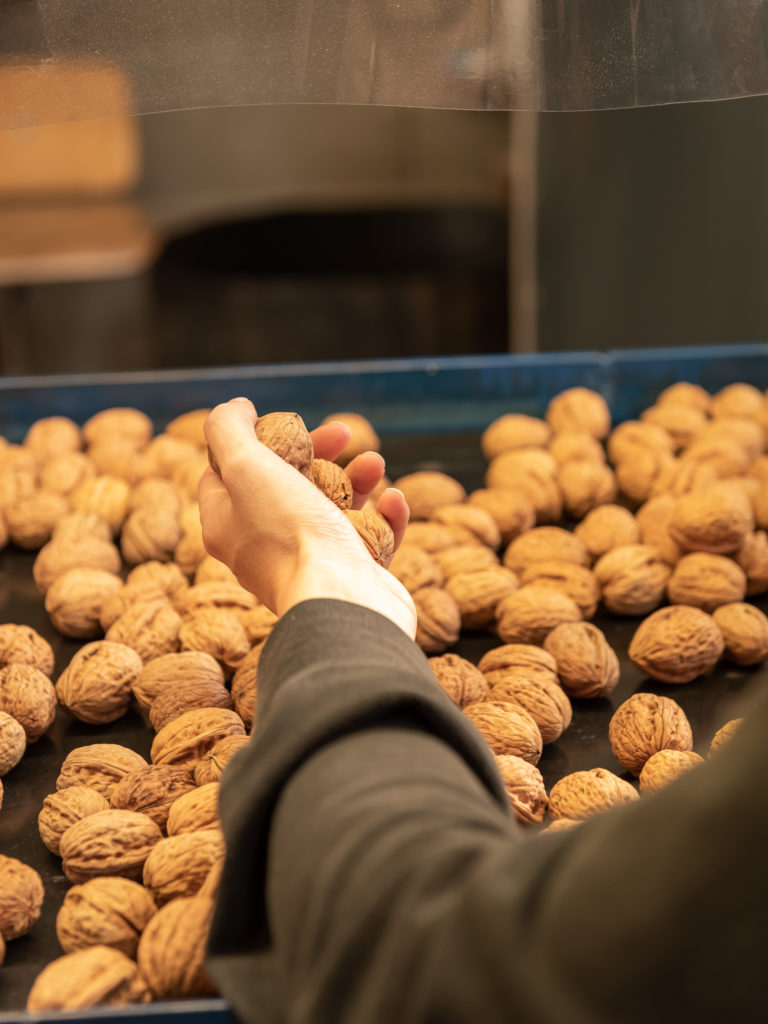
[412,586,461,654]
[254,411,313,478]
[26,945,150,1011]
[709,718,743,755]
[668,483,754,554]
[24,415,82,461]
[638,749,705,794]
[38,786,110,856]
[629,605,724,683]
[735,531,768,595]
[485,455,562,523]
[143,829,225,905]
[0,447,37,511]
[137,896,216,999]
[312,459,353,509]
[193,736,249,786]
[392,471,467,521]
[432,504,502,550]
[60,809,163,883]
[5,490,71,550]
[493,754,548,824]
[502,526,589,575]
[557,460,617,520]
[635,495,682,565]
[86,436,147,483]
[56,641,143,724]
[462,701,542,764]
[488,674,572,744]
[194,555,239,586]
[388,545,444,594]
[444,565,519,629]
[70,475,131,534]
[546,387,611,439]
[495,586,582,646]
[83,407,153,448]
[640,404,707,450]
[121,506,182,565]
[0,622,54,674]
[656,381,712,413]
[110,765,197,832]
[344,508,395,565]
[105,599,183,662]
[711,382,764,418]
[165,408,210,446]
[0,711,26,775]
[175,580,257,617]
[432,544,500,580]
[173,454,210,503]
[167,781,222,834]
[543,622,620,699]
[56,877,157,957]
[574,503,640,562]
[45,568,123,640]
[0,854,44,940]
[401,521,457,553]
[150,707,246,769]
[132,650,226,714]
[548,431,606,465]
[548,768,639,820]
[614,447,676,505]
[137,435,199,478]
[33,536,122,594]
[609,693,693,775]
[712,602,768,665]
[666,552,747,612]
[519,561,601,619]
[321,412,381,465]
[57,744,149,798]
[0,664,57,742]
[428,654,489,708]
[650,457,718,498]
[230,643,263,729]
[466,488,536,545]
[178,608,252,676]
[149,677,233,732]
[593,544,671,616]
[481,413,551,459]
[477,644,559,689]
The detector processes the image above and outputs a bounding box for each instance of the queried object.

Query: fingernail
[231,396,251,404]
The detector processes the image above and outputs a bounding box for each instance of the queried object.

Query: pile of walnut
[0,383,765,1008]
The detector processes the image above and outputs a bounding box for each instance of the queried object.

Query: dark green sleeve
[207,599,768,1024]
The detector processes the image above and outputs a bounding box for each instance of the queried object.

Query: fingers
[346,451,386,510]
[310,421,351,462]
[376,487,410,556]
[204,399,259,480]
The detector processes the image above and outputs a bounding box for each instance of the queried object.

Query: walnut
[638,749,705,794]
[432,544,500,579]
[0,664,57,742]
[33,536,122,594]
[60,809,163,883]
[401,521,457,553]
[230,644,263,729]
[40,452,96,495]
[668,483,754,554]
[70,475,131,534]
[548,768,639,820]
[519,561,600,619]
[481,414,551,459]
[45,568,123,639]
[412,586,461,654]
[593,544,671,615]
[56,877,157,957]
[24,415,82,461]
[548,431,606,465]
[38,787,110,856]
[428,654,489,708]
[0,447,37,511]
[0,711,26,775]
[711,602,768,665]
[168,781,222,833]
[56,641,143,724]
[321,412,380,465]
[463,701,542,763]
[640,404,707,450]
[477,644,559,689]
[143,829,225,905]
[574,504,640,562]
[629,605,724,683]
[546,387,611,439]
[488,674,572,744]
[57,744,149,798]
[614,447,675,505]
[99,581,168,632]
[165,408,210,446]
[121,506,182,565]
[609,693,693,775]
[444,566,519,630]
[178,608,252,676]
[494,754,548,824]
[389,545,444,594]
[0,854,44,939]
[110,765,197,831]
[734,531,768,595]
[666,552,747,612]
[679,440,751,480]
[26,945,150,1011]
[195,555,239,585]
[711,382,764,418]
[0,623,54,674]
[126,559,190,600]
[312,459,353,509]
[141,434,200,477]
[172,452,210,501]
[649,457,718,498]
[466,488,536,545]
[709,718,743,755]
[705,413,765,460]
[137,896,216,999]
[132,650,226,715]
[252,411,314,478]
[149,677,233,732]
[495,586,582,646]
[87,437,147,483]
[175,581,256,617]
[557,460,617,520]
[485,454,562,524]
[392,471,467,521]
[52,510,112,544]
[83,407,153,447]
[344,508,395,565]
[543,622,620,698]
[635,494,682,565]
[193,736,249,785]
[751,483,768,532]
[4,490,70,549]
[240,604,278,646]
[105,599,183,662]
[150,707,246,769]
[502,526,589,575]
[656,380,711,413]
[432,504,502,549]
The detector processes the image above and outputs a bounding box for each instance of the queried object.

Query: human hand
[198,398,417,638]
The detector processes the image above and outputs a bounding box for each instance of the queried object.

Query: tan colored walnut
[38,787,110,856]
[70,475,131,534]
[494,754,548,824]
[193,736,249,785]
[704,414,765,461]
[557,460,617,520]
[477,644,559,689]
[519,561,601,619]
[709,718,743,756]
[5,490,70,550]
[389,545,444,594]
[178,608,252,676]
[543,622,620,699]
[60,809,163,883]
[606,419,675,464]
[574,503,640,562]
[0,622,54,674]
[321,411,380,465]
[0,854,44,940]
[167,781,222,834]
[56,877,157,957]
[656,380,711,413]
[230,643,263,729]
[45,568,123,639]
[312,458,353,509]
[649,457,717,498]
[26,945,150,1012]
[175,580,256,617]
[401,521,457,553]
[132,650,226,714]
[198,860,224,900]
[546,387,611,439]
[548,430,606,465]
[666,552,747,612]
[165,408,210,446]
[99,583,171,635]
[392,471,467,521]
[86,437,147,483]
[24,415,82,461]
[734,531,768,596]
[194,555,238,586]
[57,744,149,798]
[485,454,562,523]
[640,403,707,450]
[548,768,639,820]
[751,482,768,532]
[444,566,519,630]
[502,526,589,575]
[432,544,499,580]
[121,506,182,565]
[480,413,551,459]
[344,508,395,565]
[149,677,233,732]
[712,602,768,665]
[52,512,111,546]
[140,434,200,478]
[495,586,582,646]
[105,599,183,662]
[254,411,314,478]
[56,641,142,725]
[82,407,153,448]
[34,536,122,594]
[412,586,461,654]
[0,664,57,742]
[679,440,751,480]
[137,895,216,999]
[173,454,210,502]
[609,693,693,776]
[489,674,572,745]
[635,495,682,565]
[614,447,676,505]
[150,707,246,769]
[462,701,542,764]
[0,711,26,775]
[668,483,754,554]
[110,765,197,832]
[638,749,705,794]
[593,544,671,616]
[466,488,536,545]
[0,447,37,512]
[143,829,225,905]
[711,382,764,418]
[629,604,724,683]
[428,654,489,708]
[432,504,502,549]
